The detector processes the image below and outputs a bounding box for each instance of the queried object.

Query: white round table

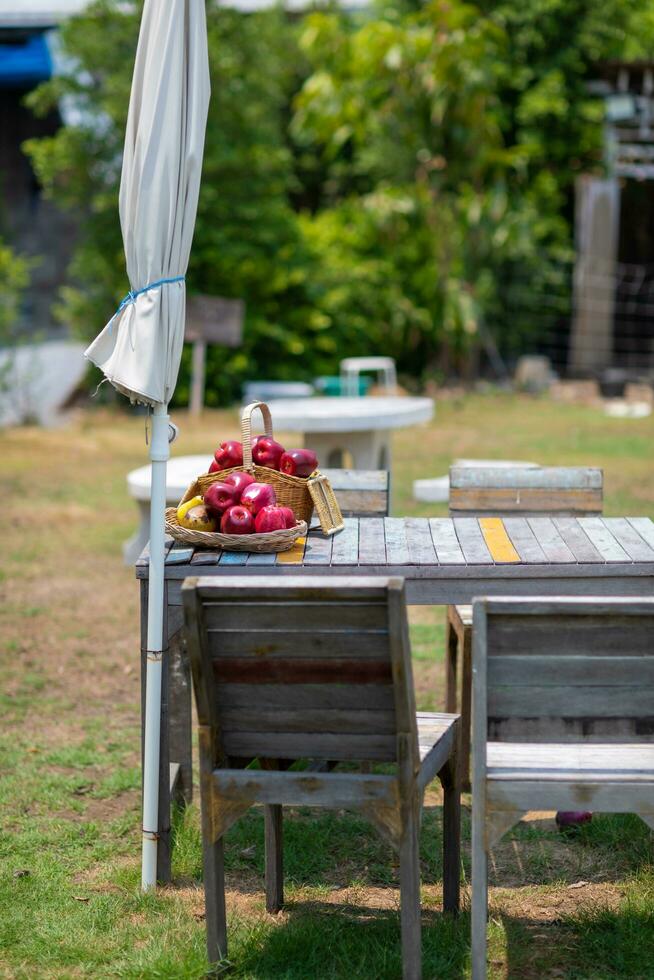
[267,396,434,470]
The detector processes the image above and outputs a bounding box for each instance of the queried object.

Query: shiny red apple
[277,506,296,529]
[223,471,255,499]
[208,459,221,473]
[213,439,243,470]
[280,448,318,477]
[255,505,287,533]
[220,505,255,534]
[240,482,277,515]
[204,481,238,516]
[251,436,285,470]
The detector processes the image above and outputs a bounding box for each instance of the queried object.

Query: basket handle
[241,401,274,470]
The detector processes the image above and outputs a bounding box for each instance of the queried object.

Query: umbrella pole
[141,401,170,891]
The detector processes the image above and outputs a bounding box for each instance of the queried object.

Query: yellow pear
[177,496,217,532]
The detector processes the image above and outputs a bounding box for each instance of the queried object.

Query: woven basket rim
[165,508,307,552]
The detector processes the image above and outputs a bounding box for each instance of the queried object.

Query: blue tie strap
[115,275,185,316]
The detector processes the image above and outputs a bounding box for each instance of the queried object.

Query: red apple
[223,471,256,499]
[208,459,221,474]
[251,436,285,470]
[220,505,255,534]
[213,439,243,470]
[255,505,287,533]
[204,481,238,516]
[280,448,318,477]
[277,506,296,529]
[240,481,277,515]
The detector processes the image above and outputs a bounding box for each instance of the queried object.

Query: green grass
[1,393,653,978]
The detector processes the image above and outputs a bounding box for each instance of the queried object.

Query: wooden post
[189,340,207,416]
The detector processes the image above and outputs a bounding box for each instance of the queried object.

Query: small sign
[185,295,244,347]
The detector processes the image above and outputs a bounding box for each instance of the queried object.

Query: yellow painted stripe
[276,536,307,564]
[479,518,520,563]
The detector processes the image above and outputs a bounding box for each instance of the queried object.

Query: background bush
[24,0,647,403]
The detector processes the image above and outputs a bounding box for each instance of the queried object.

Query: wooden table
[136,514,654,881]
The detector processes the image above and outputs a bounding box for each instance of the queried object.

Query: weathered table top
[136,515,654,605]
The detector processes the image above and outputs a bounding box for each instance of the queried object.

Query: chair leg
[202,834,227,968]
[471,791,488,980]
[445,614,458,713]
[265,804,284,913]
[460,627,473,791]
[399,805,422,980]
[439,741,461,914]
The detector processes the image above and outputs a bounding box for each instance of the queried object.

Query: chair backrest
[183,575,416,765]
[473,597,654,745]
[322,468,390,517]
[449,466,603,517]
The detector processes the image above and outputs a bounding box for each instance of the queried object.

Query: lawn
[1,391,653,979]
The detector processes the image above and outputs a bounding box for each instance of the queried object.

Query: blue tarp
[0,34,52,88]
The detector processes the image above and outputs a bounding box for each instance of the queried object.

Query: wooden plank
[208,631,388,660]
[275,535,307,565]
[487,781,654,815]
[553,517,604,563]
[430,518,465,564]
[222,730,396,762]
[488,655,654,687]
[358,518,386,565]
[602,518,654,561]
[220,707,396,734]
[196,578,388,603]
[384,518,411,564]
[486,615,654,657]
[322,469,388,492]
[479,518,520,563]
[213,658,392,685]
[502,518,547,563]
[578,517,630,562]
[452,519,493,564]
[450,466,603,490]
[450,488,602,514]
[527,518,576,563]
[204,600,387,632]
[211,768,399,807]
[136,536,174,568]
[216,683,395,711]
[190,550,222,565]
[628,517,654,552]
[218,550,249,566]
[331,518,360,565]
[165,543,195,565]
[304,530,334,565]
[246,551,277,565]
[487,742,654,772]
[405,518,438,564]
[488,685,653,718]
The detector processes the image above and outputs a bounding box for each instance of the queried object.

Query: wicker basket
[165,506,307,552]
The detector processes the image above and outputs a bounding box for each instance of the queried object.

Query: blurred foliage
[0,239,29,341]
[23,0,648,401]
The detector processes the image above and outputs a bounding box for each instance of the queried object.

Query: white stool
[124,455,211,564]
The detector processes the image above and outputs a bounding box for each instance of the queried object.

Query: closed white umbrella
[85,0,210,890]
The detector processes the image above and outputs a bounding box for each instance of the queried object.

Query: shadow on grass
[227,902,470,980]
[500,899,654,979]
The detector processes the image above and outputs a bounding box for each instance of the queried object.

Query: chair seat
[487,742,654,782]
[417,712,460,790]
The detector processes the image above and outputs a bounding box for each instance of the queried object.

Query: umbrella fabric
[85,0,210,406]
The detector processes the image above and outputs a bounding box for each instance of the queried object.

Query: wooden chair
[183,575,461,980]
[322,467,390,517]
[470,596,654,980]
[445,466,603,787]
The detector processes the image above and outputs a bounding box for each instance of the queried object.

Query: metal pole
[141,401,170,891]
